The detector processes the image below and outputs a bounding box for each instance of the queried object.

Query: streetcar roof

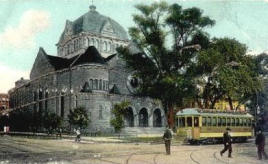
[176,108,253,118]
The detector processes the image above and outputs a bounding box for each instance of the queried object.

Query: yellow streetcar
[176,108,254,144]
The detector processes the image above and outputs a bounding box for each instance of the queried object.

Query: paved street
[0,135,267,164]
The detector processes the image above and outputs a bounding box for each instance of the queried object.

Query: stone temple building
[9,5,166,134]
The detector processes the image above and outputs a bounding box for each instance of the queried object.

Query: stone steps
[121,127,165,137]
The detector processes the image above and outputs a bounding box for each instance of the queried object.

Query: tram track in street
[213,151,229,164]
[189,150,200,164]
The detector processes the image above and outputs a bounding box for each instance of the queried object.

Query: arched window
[96,40,99,49]
[106,81,109,91]
[68,44,71,54]
[124,107,134,127]
[99,79,103,90]
[79,38,82,48]
[45,90,48,112]
[104,41,107,51]
[92,39,95,46]
[94,79,98,90]
[139,108,148,127]
[107,42,111,52]
[71,43,74,53]
[153,109,162,127]
[89,79,93,89]
[76,40,79,50]
[103,80,106,90]
[87,38,91,46]
[99,105,103,120]
[60,94,64,118]
[39,89,43,100]
[56,92,59,115]
[83,38,87,47]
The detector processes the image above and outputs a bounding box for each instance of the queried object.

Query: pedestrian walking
[220,127,232,158]
[255,129,268,160]
[163,126,172,155]
[57,128,62,139]
[75,128,81,142]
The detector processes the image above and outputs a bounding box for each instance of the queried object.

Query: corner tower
[56,4,129,58]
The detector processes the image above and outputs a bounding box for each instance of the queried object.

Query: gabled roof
[109,84,120,94]
[80,82,92,93]
[105,54,117,62]
[30,46,107,79]
[46,55,70,70]
[70,46,106,66]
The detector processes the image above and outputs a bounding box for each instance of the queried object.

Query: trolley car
[176,108,254,144]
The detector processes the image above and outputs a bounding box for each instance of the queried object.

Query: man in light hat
[220,127,232,158]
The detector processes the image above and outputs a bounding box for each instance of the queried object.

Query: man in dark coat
[220,127,232,158]
[255,130,268,160]
[163,126,172,155]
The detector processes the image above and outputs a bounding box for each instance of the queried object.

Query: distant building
[15,78,30,88]
[8,4,166,134]
[0,93,9,111]
[215,100,246,111]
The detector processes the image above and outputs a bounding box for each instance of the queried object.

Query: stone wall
[9,62,165,133]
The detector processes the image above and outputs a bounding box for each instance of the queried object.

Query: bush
[68,107,89,129]
[43,112,63,134]
[110,101,130,133]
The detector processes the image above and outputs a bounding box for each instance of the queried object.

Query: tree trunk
[235,103,241,111]
[227,96,233,110]
[167,103,175,129]
[210,100,217,109]
[196,97,204,109]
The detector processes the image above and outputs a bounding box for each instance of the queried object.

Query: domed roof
[59,5,128,43]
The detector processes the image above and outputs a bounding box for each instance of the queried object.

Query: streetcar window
[207,117,211,126]
[194,117,199,127]
[227,118,231,126]
[218,118,222,126]
[202,117,207,126]
[222,118,226,126]
[231,118,235,126]
[247,119,251,127]
[179,117,185,127]
[239,118,243,126]
[243,119,247,126]
[187,117,192,127]
[212,117,217,126]
[236,118,239,126]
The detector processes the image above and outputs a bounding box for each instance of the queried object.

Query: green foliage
[118,1,215,127]
[68,107,89,129]
[246,53,268,125]
[110,101,130,132]
[43,112,63,134]
[8,109,35,132]
[195,38,262,109]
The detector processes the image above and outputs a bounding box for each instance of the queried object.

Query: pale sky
[1,0,268,93]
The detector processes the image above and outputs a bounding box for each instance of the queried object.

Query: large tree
[195,38,262,110]
[247,53,268,127]
[118,2,215,128]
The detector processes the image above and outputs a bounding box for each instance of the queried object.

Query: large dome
[74,7,128,40]
[58,5,128,43]
[57,5,129,58]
